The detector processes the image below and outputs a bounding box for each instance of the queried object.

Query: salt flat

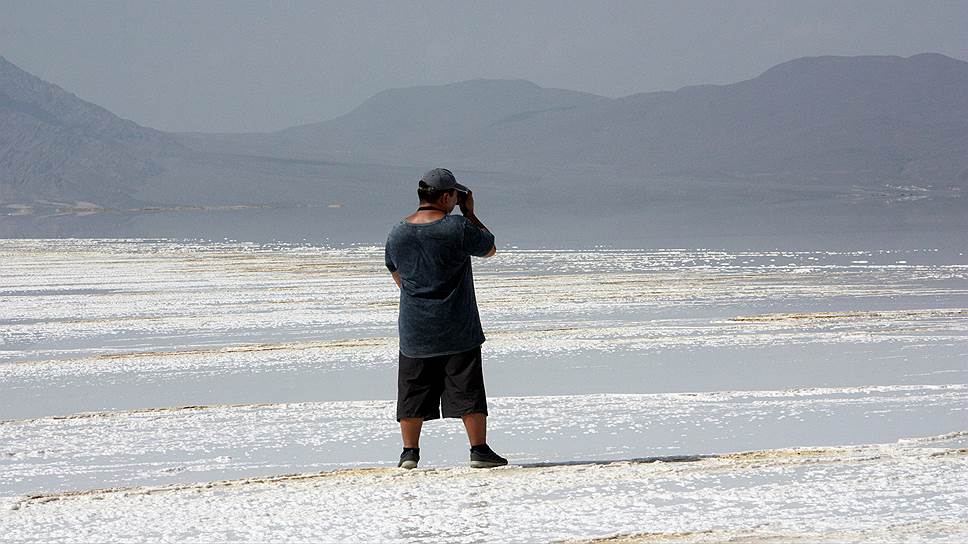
[1,239,966,542]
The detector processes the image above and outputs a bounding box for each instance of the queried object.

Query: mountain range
[1,52,966,245]
[180,53,968,184]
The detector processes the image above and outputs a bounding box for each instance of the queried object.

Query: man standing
[384,168,508,470]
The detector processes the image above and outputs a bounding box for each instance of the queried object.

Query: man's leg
[400,417,423,448]
[461,412,486,446]
[397,351,442,454]
[442,348,507,467]
[463,411,507,468]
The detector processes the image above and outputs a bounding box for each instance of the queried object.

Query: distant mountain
[474,53,968,181]
[280,79,607,159]
[0,56,181,205]
[180,53,968,185]
[175,78,607,163]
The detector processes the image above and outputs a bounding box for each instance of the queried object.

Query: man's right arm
[386,237,403,284]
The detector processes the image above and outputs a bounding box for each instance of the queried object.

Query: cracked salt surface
[1,240,966,541]
[2,437,967,543]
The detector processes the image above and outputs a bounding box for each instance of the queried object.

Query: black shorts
[396,346,488,421]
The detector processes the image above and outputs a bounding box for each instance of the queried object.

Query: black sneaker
[469,444,508,468]
[398,448,419,470]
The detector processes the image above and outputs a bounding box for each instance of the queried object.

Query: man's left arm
[459,190,496,258]
[464,214,496,257]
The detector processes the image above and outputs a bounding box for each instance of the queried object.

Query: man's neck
[405,206,447,224]
[417,205,446,213]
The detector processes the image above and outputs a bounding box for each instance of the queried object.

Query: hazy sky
[3,1,966,133]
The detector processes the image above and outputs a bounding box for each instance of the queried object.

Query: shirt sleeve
[384,238,397,272]
[461,217,495,257]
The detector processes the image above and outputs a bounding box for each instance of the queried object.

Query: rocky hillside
[0,56,181,205]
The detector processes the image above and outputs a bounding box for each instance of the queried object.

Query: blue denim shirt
[385,214,495,358]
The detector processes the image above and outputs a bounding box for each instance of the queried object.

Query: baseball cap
[419,168,469,194]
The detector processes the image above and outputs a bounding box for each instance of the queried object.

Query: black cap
[419,168,469,194]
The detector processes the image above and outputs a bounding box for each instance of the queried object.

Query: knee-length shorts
[396,346,488,421]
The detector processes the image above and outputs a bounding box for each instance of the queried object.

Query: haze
[2,0,967,133]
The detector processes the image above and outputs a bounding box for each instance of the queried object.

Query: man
[384,168,508,470]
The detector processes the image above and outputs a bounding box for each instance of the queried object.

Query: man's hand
[391,271,401,289]
[459,190,475,217]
